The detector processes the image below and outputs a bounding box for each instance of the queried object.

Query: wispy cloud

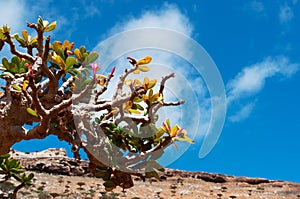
[229,102,256,122]
[0,0,28,86]
[243,0,265,16]
[291,0,298,5]
[279,4,294,24]
[0,0,26,31]
[250,1,265,12]
[227,56,299,103]
[226,56,299,121]
[108,3,193,36]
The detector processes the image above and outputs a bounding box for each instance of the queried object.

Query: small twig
[27,23,43,57]
[163,99,185,106]
[125,137,172,167]
[42,35,51,62]
[95,98,110,105]
[159,73,176,95]
[23,90,32,105]
[29,78,48,116]
[4,32,34,62]
[113,65,137,100]
[27,45,33,56]
[95,73,114,103]
[50,77,96,115]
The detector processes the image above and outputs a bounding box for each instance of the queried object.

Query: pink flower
[91,63,99,75]
[25,63,34,77]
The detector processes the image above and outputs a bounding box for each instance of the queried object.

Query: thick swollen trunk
[0,119,37,154]
[0,121,22,154]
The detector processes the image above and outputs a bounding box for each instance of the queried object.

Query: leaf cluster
[0,154,34,198]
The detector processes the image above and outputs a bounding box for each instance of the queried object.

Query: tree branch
[49,77,96,115]
[27,23,43,57]
[28,77,48,117]
[95,73,115,103]
[159,73,176,95]
[4,33,34,62]
[57,76,75,95]
[125,137,172,167]
[42,35,50,61]
[113,65,137,100]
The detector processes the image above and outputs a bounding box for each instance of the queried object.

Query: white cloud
[279,4,294,23]
[0,0,28,86]
[229,102,256,122]
[227,56,299,104]
[0,0,26,31]
[226,56,299,121]
[291,0,298,5]
[109,3,193,36]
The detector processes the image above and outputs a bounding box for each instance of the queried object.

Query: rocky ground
[0,148,299,199]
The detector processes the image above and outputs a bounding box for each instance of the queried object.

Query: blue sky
[1,0,300,182]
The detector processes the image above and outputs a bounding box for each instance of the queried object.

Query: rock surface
[10,148,90,176]
[6,148,300,199]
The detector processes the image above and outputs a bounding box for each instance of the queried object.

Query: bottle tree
[0,17,194,191]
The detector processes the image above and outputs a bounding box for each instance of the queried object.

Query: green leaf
[37,16,44,29]
[83,52,99,65]
[59,48,65,60]
[133,97,143,103]
[12,173,21,181]
[2,57,10,69]
[27,173,34,181]
[0,28,6,40]
[110,123,117,129]
[131,103,144,111]
[129,109,141,114]
[0,154,10,160]
[26,107,38,117]
[80,46,86,54]
[9,159,17,168]
[67,70,78,76]
[106,127,113,133]
[65,57,76,70]
[11,56,20,68]
[15,35,27,47]
[12,84,22,92]
[11,168,25,174]
[2,25,10,33]
[44,21,56,32]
